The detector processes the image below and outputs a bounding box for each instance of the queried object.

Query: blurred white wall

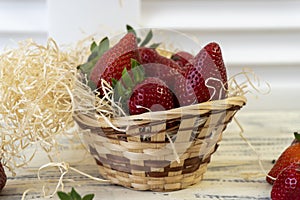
[0,0,47,50]
[47,0,140,45]
[1,0,300,111]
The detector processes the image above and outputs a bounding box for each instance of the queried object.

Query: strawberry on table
[271,162,300,200]
[267,132,300,185]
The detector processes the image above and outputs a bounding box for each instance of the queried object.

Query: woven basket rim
[119,95,246,120]
[75,95,246,117]
[73,95,246,131]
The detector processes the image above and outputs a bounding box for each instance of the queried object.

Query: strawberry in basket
[78,25,228,115]
[138,47,184,90]
[171,51,194,69]
[112,59,177,115]
[88,32,139,93]
[174,42,228,106]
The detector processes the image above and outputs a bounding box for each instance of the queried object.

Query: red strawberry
[0,162,6,192]
[267,133,300,185]
[175,42,227,106]
[171,51,194,69]
[138,47,183,89]
[138,47,157,64]
[138,47,182,73]
[90,33,139,93]
[112,59,176,115]
[271,162,300,200]
[204,42,228,90]
[128,77,175,115]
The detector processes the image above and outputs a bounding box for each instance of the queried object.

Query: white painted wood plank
[182,29,300,66]
[47,0,140,45]
[140,0,300,65]
[0,0,48,51]
[140,0,300,30]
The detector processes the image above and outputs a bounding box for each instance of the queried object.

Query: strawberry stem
[131,59,144,83]
[121,68,134,90]
[140,30,153,47]
[294,132,300,142]
[78,37,110,90]
[113,59,145,111]
[126,24,141,43]
[126,24,160,48]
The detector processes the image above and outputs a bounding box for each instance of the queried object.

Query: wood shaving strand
[0,38,88,174]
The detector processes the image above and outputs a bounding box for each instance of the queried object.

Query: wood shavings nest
[0,38,88,174]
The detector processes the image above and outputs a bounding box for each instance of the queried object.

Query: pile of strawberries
[266,132,300,199]
[79,25,227,115]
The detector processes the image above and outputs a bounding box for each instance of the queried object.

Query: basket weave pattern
[74,96,246,191]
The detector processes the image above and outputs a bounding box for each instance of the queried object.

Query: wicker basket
[74,95,246,191]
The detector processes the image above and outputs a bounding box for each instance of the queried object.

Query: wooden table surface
[1,110,298,200]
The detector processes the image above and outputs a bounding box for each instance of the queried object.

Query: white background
[1,0,300,111]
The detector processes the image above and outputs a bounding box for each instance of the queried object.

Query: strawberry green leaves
[88,37,109,62]
[79,25,160,91]
[57,187,95,200]
[126,24,141,44]
[126,24,160,48]
[294,132,300,142]
[139,29,153,47]
[113,59,145,110]
[79,37,109,75]
[78,37,110,90]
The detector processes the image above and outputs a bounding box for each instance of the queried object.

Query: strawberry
[204,42,228,90]
[0,162,6,192]
[271,162,300,200]
[112,60,176,115]
[138,47,157,64]
[175,42,227,107]
[171,51,194,69]
[267,132,300,185]
[89,32,139,94]
[138,47,183,90]
[128,77,175,115]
